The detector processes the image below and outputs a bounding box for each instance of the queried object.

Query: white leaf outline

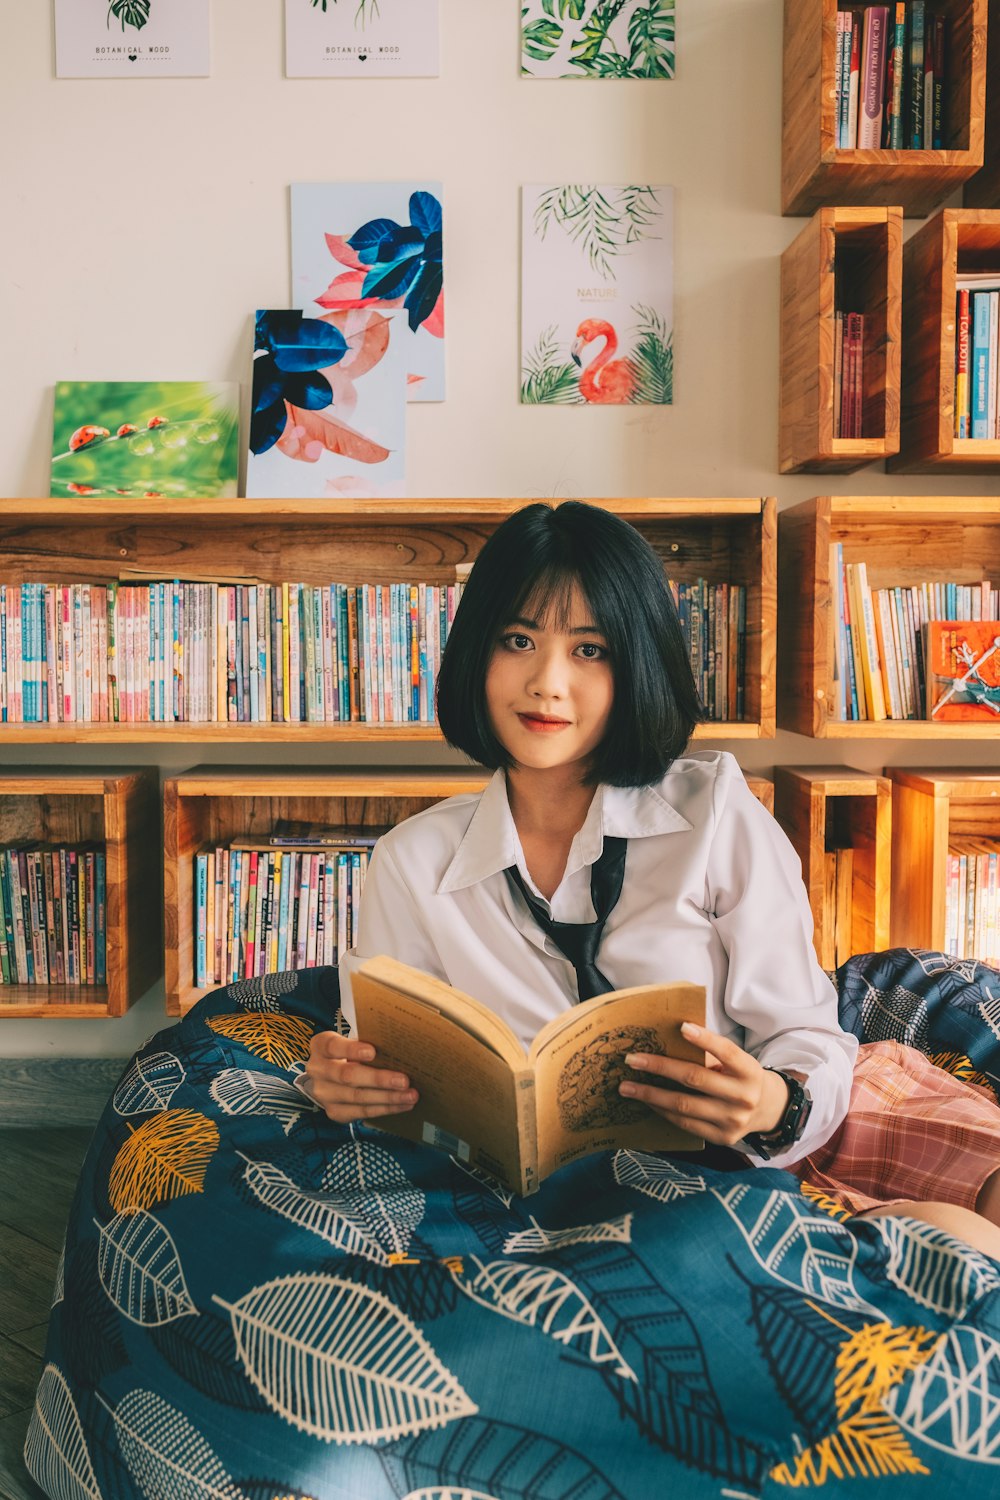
[95,1210,198,1325]
[240,1154,389,1265]
[503,1213,633,1254]
[213,1271,477,1443]
[96,1386,250,1499]
[321,1133,426,1258]
[210,1067,320,1134]
[885,1324,1000,1463]
[614,1149,707,1201]
[449,1255,636,1381]
[113,1050,186,1116]
[23,1364,101,1500]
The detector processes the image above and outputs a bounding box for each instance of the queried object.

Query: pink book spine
[858,7,889,148]
[44,586,58,723]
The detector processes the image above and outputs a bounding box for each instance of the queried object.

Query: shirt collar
[438,769,693,895]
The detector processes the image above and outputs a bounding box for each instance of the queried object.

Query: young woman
[304,501,1000,1259]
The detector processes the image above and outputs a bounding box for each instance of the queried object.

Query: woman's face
[485,581,614,776]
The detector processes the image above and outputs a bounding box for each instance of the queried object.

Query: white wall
[1,0,997,1056]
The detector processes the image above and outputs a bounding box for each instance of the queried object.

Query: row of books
[830,548,1000,720]
[955,280,1000,439]
[669,580,747,722]
[945,846,1000,967]
[194,836,373,987]
[0,576,750,727]
[834,311,866,438]
[0,580,465,725]
[835,4,946,150]
[0,845,106,987]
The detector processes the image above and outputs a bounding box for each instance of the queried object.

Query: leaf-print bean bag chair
[25,951,1000,1500]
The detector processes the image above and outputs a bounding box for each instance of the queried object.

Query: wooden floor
[0,1128,93,1500]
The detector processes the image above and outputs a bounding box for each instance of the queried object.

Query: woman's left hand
[619,1022,790,1148]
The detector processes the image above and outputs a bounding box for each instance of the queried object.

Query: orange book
[925,620,1000,720]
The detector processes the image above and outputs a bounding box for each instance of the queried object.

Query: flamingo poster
[245,308,407,499]
[520,184,673,405]
[291,182,445,403]
[285,0,440,77]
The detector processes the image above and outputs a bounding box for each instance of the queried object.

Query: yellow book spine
[846,563,873,719]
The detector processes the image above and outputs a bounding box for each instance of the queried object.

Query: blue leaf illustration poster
[245,308,407,499]
[292,182,445,403]
[285,0,440,78]
[55,0,210,77]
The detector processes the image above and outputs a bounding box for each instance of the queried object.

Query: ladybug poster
[520,183,673,406]
[51,382,239,499]
[285,0,440,78]
[55,0,210,78]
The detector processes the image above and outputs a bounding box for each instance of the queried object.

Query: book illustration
[926,621,1000,720]
[557,1025,661,1130]
[286,0,440,76]
[246,308,406,500]
[55,0,210,76]
[522,0,675,80]
[291,183,444,402]
[50,382,239,500]
[521,185,673,406]
[351,955,705,1196]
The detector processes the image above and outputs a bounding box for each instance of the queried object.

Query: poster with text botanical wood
[245,308,406,499]
[51,382,238,499]
[54,0,210,77]
[522,0,675,79]
[291,183,444,402]
[521,184,673,405]
[285,0,440,77]
[926,620,1000,721]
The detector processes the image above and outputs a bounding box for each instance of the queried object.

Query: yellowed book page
[356,954,525,1066]
[351,965,532,1195]
[528,982,707,1185]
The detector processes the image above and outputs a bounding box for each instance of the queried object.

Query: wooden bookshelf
[964,0,1000,205]
[774,766,891,967]
[777,494,1000,736]
[0,767,159,1018]
[0,497,776,741]
[887,767,1000,950]
[163,764,778,1016]
[891,208,1000,470]
[782,0,987,218]
[780,206,902,472]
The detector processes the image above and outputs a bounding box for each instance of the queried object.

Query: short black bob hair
[435,501,704,787]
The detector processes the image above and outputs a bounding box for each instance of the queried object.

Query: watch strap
[743,1070,812,1159]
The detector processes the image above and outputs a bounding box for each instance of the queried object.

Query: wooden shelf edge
[0,496,774,522]
[0,721,765,743]
[809,720,1000,739]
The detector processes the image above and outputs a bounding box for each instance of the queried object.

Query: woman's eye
[576,642,607,659]
[501,632,532,651]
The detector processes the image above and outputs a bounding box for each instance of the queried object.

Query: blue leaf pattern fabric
[25,953,1000,1498]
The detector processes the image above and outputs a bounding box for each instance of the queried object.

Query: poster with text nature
[55,0,210,78]
[521,0,675,79]
[292,182,444,402]
[245,308,407,499]
[51,381,238,499]
[521,185,673,405]
[285,0,440,77]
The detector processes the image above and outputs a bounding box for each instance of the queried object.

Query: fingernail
[620,1082,637,1097]
[625,1054,646,1068]
[360,1046,376,1060]
[681,1023,700,1038]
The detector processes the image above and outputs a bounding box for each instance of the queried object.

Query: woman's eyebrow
[508,614,605,636]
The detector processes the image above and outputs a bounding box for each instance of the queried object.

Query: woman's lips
[517,712,571,732]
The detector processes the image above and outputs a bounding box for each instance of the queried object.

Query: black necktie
[505,836,627,1002]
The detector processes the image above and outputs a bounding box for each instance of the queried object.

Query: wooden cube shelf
[780,207,902,472]
[0,767,159,1018]
[778,495,1000,736]
[965,0,1000,205]
[0,497,776,741]
[888,767,1000,952]
[891,208,1000,469]
[164,764,778,1016]
[774,766,891,968]
[783,0,987,217]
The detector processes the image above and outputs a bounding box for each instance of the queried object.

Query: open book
[351,955,707,1196]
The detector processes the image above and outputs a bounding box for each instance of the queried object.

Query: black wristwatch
[743,1070,812,1159]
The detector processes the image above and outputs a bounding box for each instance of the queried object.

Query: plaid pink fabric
[790,1039,1000,1215]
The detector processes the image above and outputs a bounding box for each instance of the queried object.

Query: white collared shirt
[340,749,858,1166]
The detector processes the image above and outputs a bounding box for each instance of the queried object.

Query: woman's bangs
[511,563,611,644]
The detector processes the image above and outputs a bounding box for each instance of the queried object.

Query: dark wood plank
[0,1129,93,1254]
[0,1337,41,1424]
[0,1408,47,1500]
[0,1228,58,1339]
[0,1060,123,1128]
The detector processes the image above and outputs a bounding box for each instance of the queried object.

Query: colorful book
[926,620,1000,720]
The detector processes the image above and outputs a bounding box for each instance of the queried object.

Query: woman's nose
[526,649,568,697]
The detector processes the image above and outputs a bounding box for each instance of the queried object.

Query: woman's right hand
[303,1031,419,1124]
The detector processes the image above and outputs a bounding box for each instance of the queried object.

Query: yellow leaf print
[208,1012,314,1069]
[108,1109,219,1213]
[770,1411,930,1485]
[798,1182,852,1222]
[927,1050,997,1097]
[834,1321,943,1419]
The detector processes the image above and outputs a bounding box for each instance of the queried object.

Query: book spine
[932,15,946,149]
[909,0,925,149]
[847,10,862,146]
[972,291,992,438]
[858,7,888,149]
[836,12,849,148]
[989,291,1000,440]
[95,850,106,986]
[956,288,971,437]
